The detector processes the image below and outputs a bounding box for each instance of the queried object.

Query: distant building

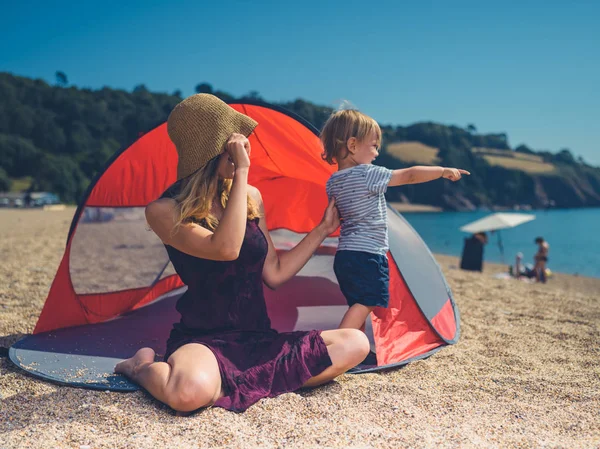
[0,192,61,208]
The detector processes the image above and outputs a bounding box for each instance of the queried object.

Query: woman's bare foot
[114,347,156,379]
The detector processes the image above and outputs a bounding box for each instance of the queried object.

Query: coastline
[390,202,443,213]
[433,253,600,297]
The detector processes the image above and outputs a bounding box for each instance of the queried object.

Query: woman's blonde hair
[173,156,261,232]
[320,109,382,165]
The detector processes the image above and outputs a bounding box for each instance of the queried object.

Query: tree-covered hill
[1,72,598,209]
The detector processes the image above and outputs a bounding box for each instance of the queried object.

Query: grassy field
[9,176,33,192]
[481,155,556,174]
[385,142,439,165]
[384,144,555,174]
[471,147,545,162]
[389,202,442,212]
[471,148,556,174]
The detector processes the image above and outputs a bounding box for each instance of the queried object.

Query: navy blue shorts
[333,250,390,308]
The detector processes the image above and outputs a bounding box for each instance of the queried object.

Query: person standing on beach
[320,109,470,332]
[460,232,488,272]
[115,94,370,413]
[534,236,550,283]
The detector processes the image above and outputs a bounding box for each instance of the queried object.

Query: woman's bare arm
[253,187,340,289]
[145,134,251,261]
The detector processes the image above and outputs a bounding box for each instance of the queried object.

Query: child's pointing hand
[442,168,470,181]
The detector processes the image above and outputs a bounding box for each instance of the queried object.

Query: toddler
[321,109,469,330]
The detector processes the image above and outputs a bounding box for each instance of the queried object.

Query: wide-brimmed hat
[167,94,258,180]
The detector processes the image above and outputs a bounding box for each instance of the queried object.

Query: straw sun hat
[167,94,258,180]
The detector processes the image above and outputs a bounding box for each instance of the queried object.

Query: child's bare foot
[114,347,156,379]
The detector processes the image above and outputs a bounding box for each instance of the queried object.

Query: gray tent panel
[9,289,184,391]
[387,206,459,344]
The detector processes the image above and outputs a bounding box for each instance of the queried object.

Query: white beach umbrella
[460,213,536,262]
[460,213,536,234]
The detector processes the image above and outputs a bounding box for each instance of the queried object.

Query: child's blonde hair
[320,109,382,165]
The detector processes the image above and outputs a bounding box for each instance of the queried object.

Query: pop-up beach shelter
[9,102,460,391]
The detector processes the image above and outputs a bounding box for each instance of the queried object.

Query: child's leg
[339,303,375,330]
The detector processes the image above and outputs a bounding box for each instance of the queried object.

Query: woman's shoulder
[248,185,263,203]
[147,180,184,221]
[146,198,178,223]
[145,198,181,244]
[247,185,266,223]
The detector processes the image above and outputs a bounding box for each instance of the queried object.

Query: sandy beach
[1,207,599,449]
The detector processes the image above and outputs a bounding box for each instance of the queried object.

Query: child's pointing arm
[388,166,470,187]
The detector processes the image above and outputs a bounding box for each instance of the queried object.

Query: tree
[479,132,510,150]
[79,139,120,178]
[0,134,43,177]
[65,121,95,155]
[467,124,477,133]
[514,144,535,154]
[213,90,235,102]
[10,105,36,137]
[172,89,183,98]
[33,154,88,203]
[32,112,67,153]
[0,167,10,192]
[195,83,213,94]
[55,71,68,87]
[280,99,333,130]
[245,90,262,101]
[555,148,576,165]
[133,84,149,93]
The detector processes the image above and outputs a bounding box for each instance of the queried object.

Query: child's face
[349,130,380,165]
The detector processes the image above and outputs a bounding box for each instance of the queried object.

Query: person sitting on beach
[513,252,524,278]
[114,94,370,413]
[534,236,550,283]
[320,108,470,332]
[511,251,536,279]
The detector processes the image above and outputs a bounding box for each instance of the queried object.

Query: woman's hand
[259,194,341,289]
[225,133,251,169]
[442,167,470,181]
[319,198,341,235]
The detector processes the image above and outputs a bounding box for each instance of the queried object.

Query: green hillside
[1,72,599,209]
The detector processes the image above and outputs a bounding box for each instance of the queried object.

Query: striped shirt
[326,164,393,255]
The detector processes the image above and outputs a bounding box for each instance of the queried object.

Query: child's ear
[347,137,357,154]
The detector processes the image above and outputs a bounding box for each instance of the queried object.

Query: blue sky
[1,0,599,164]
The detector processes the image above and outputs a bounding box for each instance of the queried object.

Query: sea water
[402,207,600,278]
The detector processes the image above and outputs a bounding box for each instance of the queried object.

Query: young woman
[115,94,369,413]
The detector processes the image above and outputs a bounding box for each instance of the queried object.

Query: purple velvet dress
[161,185,332,412]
